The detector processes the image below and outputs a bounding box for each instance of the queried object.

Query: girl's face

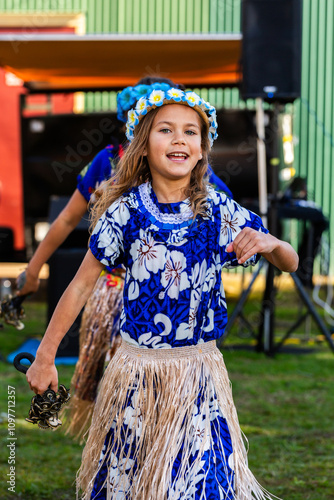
[144,104,203,187]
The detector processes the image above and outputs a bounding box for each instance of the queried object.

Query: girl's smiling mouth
[167,152,189,161]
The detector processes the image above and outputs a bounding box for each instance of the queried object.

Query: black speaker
[48,195,89,248]
[48,248,87,357]
[241,0,302,102]
[47,196,89,358]
[0,228,14,260]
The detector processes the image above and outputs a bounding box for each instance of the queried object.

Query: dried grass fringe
[61,273,123,441]
[77,340,281,500]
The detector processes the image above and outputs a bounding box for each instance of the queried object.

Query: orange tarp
[0,33,242,91]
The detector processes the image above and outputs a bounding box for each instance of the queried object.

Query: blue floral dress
[89,182,264,349]
[79,182,270,500]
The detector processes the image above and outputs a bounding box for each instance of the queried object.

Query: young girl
[26,84,298,499]
[17,77,232,441]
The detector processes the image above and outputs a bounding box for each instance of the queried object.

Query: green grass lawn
[0,295,333,499]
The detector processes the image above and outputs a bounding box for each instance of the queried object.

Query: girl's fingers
[229,228,274,261]
[238,246,257,263]
[234,235,257,259]
[50,380,58,393]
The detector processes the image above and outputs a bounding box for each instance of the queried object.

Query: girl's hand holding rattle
[26,352,59,395]
[226,227,298,272]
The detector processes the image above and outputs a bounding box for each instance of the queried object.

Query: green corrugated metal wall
[1,0,333,271]
[294,0,334,273]
[83,0,242,112]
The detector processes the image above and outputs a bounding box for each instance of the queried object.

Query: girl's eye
[159,128,171,133]
[186,130,196,135]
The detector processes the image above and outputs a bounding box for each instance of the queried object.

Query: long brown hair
[90,104,211,230]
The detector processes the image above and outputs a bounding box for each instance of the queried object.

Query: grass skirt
[61,272,123,441]
[77,340,279,499]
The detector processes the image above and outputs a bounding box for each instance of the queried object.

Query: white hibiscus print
[203,261,216,293]
[219,280,227,308]
[92,215,122,263]
[202,308,214,333]
[219,205,245,247]
[130,229,166,282]
[160,251,190,300]
[114,198,131,226]
[208,187,226,206]
[123,392,143,438]
[169,460,206,500]
[166,227,188,246]
[228,452,235,471]
[209,252,227,306]
[227,198,252,221]
[108,452,134,497]
[124,191,139,210]
[190,414,211,455]
[121,314,173,348]
[105,197,131,227]
[175,261,206,340]
[128,280,140,300]
[219,198,256,247]
[207,384,225,422]
[137,332,172,348]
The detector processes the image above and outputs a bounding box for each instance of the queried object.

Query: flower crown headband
[121,84,218,147]
[117,82,177,123]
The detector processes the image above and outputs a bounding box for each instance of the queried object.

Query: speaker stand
[271,272,334,354]
[218,261,334,355]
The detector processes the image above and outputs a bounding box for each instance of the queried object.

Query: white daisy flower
[166,87,183,101]
[135,96,148,115]
[127,109,138,125]
[185,91,201,106]
[148,89,165,106]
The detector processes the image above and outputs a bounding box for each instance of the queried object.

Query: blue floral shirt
[77,144,123,202]
[90,182,267,348]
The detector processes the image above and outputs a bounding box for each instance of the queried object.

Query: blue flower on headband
[151,82,171,92]
[117,87,137,122]
[117,82,184,122]
[125,84,218,147]
[135,84,150,98]
[117,83,174,123]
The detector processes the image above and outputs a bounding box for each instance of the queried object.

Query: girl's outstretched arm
[226,227,299,273]
[26,250,104,395]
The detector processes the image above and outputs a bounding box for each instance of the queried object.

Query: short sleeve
[218,196,269,268]
[77,146,118,202]
[89,200,127,268]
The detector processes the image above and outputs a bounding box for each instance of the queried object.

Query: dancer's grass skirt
[61,272,123,441]
[77,340,280,500]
